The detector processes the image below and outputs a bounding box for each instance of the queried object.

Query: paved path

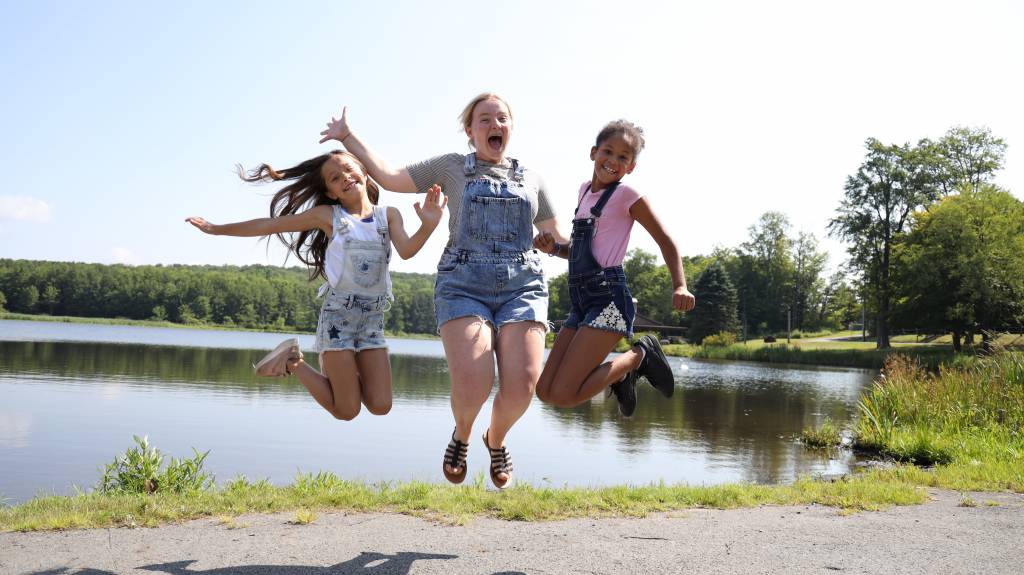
[2,489,1022,575]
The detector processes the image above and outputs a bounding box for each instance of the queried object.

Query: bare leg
[288,351,363,420]
[535,326,577,403]
[439,316,496,476]
[354,348,392,416]
[486,320,546,483]
[544,327,643,408]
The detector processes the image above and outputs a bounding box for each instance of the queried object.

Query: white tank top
[323,205,392,298]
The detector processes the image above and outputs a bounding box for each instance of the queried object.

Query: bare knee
[330,404,361,421]
[364,399,392,416]
[535,382,553,403]
[499,376,538,404]
[546,386,581,408]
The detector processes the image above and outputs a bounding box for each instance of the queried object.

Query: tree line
[0,260,438,335]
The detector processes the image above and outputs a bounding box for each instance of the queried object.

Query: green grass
[0,471,928,532]
[853,352,1024,491]
[801,418,843,448]
[688,343,958,369]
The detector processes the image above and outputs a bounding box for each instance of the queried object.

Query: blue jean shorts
[563,267,635,338]
[316,290,389,353]
[433,249,548,332]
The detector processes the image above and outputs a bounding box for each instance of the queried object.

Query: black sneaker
[608,370,638,417]
[636,335,675,398]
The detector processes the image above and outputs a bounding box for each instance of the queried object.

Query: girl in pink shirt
[534,120,696,416]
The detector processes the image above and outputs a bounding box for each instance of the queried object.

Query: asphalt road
[2,489,1022,575]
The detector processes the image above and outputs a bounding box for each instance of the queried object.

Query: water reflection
[0,335,875,504]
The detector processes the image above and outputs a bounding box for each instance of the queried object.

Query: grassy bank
[852,352,1024,492]
[0,472,926,532]
[685,343,958,370]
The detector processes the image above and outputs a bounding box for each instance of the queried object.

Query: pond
[0,319,875,503]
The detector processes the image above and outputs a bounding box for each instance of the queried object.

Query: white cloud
[0,196,51,222]
[112,247,144,265]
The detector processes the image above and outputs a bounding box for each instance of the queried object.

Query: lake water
[0,319,875,504]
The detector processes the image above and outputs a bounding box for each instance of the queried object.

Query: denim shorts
[563,267,635,338]
[433,249,548,332]
[316,290,389,353]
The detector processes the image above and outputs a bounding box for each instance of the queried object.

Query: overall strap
[331,205,348,235]
[573,181,621,218]
[510,158,524,182]
[373,205,391,262]
[463,153,477,176]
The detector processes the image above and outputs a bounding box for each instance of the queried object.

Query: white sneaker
[253,338,302,377]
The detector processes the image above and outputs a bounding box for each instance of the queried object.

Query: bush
[100,435,213,494]
[702,331,737,347]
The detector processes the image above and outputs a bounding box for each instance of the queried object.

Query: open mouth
[487,135,503,151]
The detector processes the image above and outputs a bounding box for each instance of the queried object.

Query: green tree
[789,232,827,331]
[687,262,739,344]
[894,185,1024,350]
[15,285,39,313]
[736,212,794,335]
[829,138,937,348]
[0,289,6,311]
[923,126,1007,196]
[40,284,60,315]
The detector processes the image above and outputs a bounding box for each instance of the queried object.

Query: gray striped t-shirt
[406,153,556,246]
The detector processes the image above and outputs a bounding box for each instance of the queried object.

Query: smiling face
[465,97,512,164]
[320,154,369,211]
[590,133,637,189]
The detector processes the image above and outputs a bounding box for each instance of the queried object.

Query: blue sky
[1,0,1021,277]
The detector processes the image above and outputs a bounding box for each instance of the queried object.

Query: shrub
[100,435,213,494]
[703,332,737,347]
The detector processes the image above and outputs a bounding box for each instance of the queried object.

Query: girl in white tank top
[187,150,446,421]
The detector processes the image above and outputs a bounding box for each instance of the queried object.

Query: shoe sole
[253,338,299,376]
[642,335,675,398]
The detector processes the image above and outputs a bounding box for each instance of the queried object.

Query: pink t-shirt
[573,181,642,268]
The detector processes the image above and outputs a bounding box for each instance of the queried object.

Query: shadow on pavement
[28,551,469,575]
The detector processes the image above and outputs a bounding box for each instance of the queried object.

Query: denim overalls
[433,154,547,331]
[563,182,636,337]
[316,205,392,353]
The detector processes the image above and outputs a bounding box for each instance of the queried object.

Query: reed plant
[854,352,1024,487]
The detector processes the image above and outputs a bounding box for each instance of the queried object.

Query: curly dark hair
[238,150,380,281]
[595,119,646,158]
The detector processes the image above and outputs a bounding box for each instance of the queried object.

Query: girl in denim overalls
[534,120,696,417]
[320,94,569,488]
[187,150,445,421]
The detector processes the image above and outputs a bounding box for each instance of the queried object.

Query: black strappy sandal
[482,430,513,490]
[442,429,469,484]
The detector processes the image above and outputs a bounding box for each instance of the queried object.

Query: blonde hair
[459,93,513,148]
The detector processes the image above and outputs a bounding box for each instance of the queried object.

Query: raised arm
[630,198,695,312]
[388,184,447,259]
[186,205,332,237]
[319,107,419,193]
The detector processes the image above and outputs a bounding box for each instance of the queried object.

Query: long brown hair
[238,150,380,281]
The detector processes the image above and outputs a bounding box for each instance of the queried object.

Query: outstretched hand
[673,287,696,312]
[532,231,556,254]
[185,216,218,235]
[413,184,447,227]
[318,106,351,144]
